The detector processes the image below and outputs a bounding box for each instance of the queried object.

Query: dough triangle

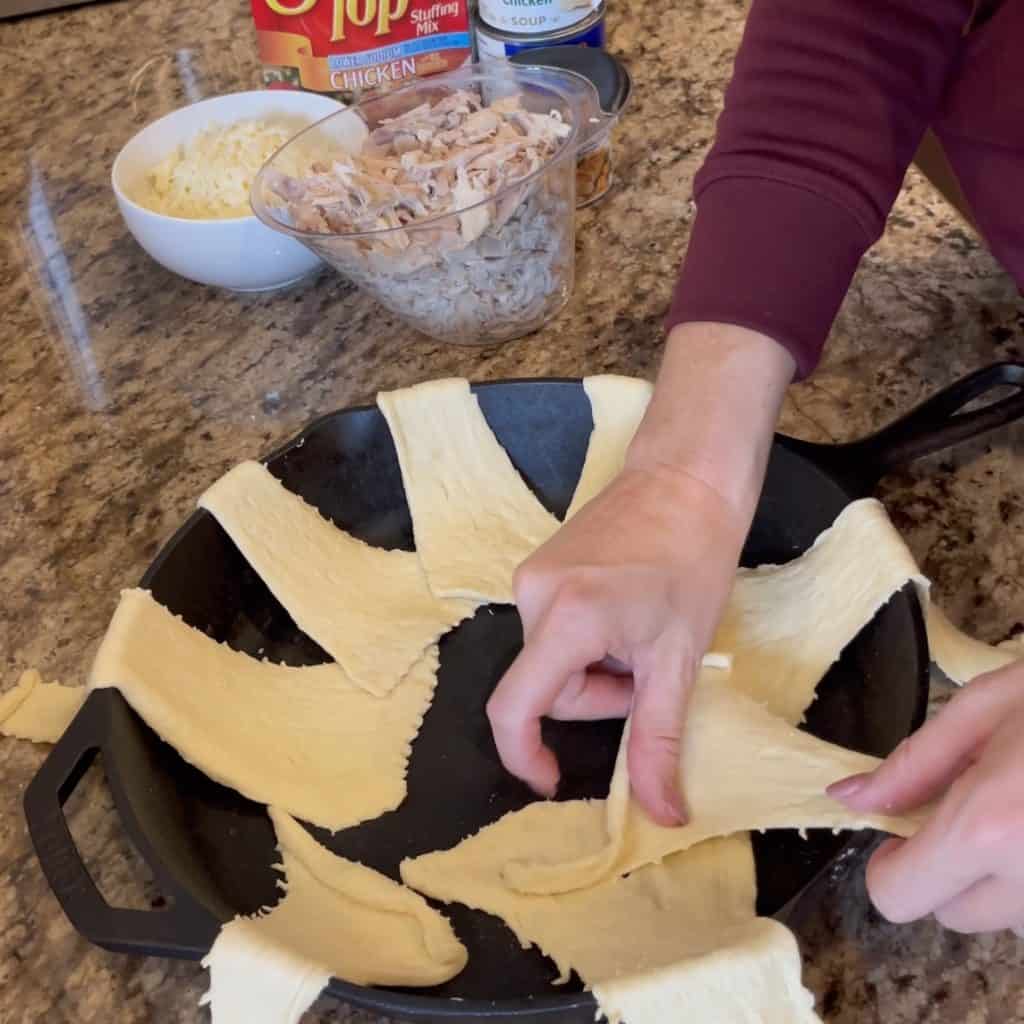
[0,669,85,743]
[90,589,440,831]
[403,803,819,1022]
[591,917,821,1024]
[565,375,652,519]
[403,801,755,983]
[505,672,927,896]
[378,378,560,603]
[202,807,466,1023]
[925,603,1021,685]
[199,460,474,696]
[715,498,928,724]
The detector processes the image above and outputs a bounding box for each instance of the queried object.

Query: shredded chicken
[261,88,575,343]
[270,88,570,239]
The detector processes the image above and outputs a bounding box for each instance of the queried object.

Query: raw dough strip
[591,917,821,1024]
[0,669,85,744]
[202,808,467,1024]
[715,498,928,725]
[403,802,756,984]
[564,375,652,520]
[926,604,1022,685]
[403,805,819,1023]
[89,589,441,832]
[199,460,474,697]
[505,672,927,896]
[378,378,560,603]
[586,655,731,894]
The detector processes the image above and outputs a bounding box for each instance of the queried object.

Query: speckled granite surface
[1,0,1023,1020]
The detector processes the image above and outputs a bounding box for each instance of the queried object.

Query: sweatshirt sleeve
[666,0,973,377]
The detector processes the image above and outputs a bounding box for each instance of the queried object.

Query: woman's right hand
[488,460,752,824]
[487,322,795,826]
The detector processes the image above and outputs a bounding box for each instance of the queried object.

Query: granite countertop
[2,0,1023,1020]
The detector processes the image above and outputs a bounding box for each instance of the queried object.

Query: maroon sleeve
[666,0,973,377]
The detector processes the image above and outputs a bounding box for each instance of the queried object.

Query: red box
[252,0,473,100]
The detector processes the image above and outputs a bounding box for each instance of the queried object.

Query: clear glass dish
[251,66,585,346]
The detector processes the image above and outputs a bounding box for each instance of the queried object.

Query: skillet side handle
[23,691,220,960]
[808,362,1024,495]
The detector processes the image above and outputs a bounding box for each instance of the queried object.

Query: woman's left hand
[828,658,1024,934]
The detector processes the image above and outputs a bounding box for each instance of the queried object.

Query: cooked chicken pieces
[269,89,571,243]
[260,88,576,344]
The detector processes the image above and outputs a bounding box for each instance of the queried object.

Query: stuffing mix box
[251,0,473,102]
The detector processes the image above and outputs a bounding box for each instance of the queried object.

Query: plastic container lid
[509,47,631,116]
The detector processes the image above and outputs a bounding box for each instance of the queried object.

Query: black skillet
[24,363,1024,1023]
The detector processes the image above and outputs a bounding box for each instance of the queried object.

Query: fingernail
[534,776,559,800]
[827,773,871,800]
[661,788,687,827]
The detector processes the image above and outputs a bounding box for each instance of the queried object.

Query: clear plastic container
[508,48,632,208]
[251,66,583,346]
[535,65,625,208]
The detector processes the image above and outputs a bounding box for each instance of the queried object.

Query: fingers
[865,769,983,923]
[548,671,634,721]
[626,638,696,827]
[863,689,1024,933]
[829,673,1015,815]
[486,598,607,798]
[873,847,1024,934]
[933,874,1024,934]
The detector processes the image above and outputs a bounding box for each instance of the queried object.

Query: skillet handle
[795,362,1024,495]
[24,690,221,960]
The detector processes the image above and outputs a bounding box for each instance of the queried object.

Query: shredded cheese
[138,117,312,220]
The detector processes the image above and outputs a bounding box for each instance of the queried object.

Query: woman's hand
[488,463,747,824]
[486,323,795,826]
[829,659,1024,934]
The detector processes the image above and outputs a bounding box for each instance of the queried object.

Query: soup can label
[252,0,473,102]
[474,5,605,61]
[478,0,599,33]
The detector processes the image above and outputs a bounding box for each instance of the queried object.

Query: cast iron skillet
[24,364,1024,1023]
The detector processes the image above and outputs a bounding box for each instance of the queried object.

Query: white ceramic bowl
[112,90,343,292]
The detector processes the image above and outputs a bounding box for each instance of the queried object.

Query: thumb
[626,637,697,827]
[828,672,1015,814]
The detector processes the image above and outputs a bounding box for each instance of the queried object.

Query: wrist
[626,322,793,517]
